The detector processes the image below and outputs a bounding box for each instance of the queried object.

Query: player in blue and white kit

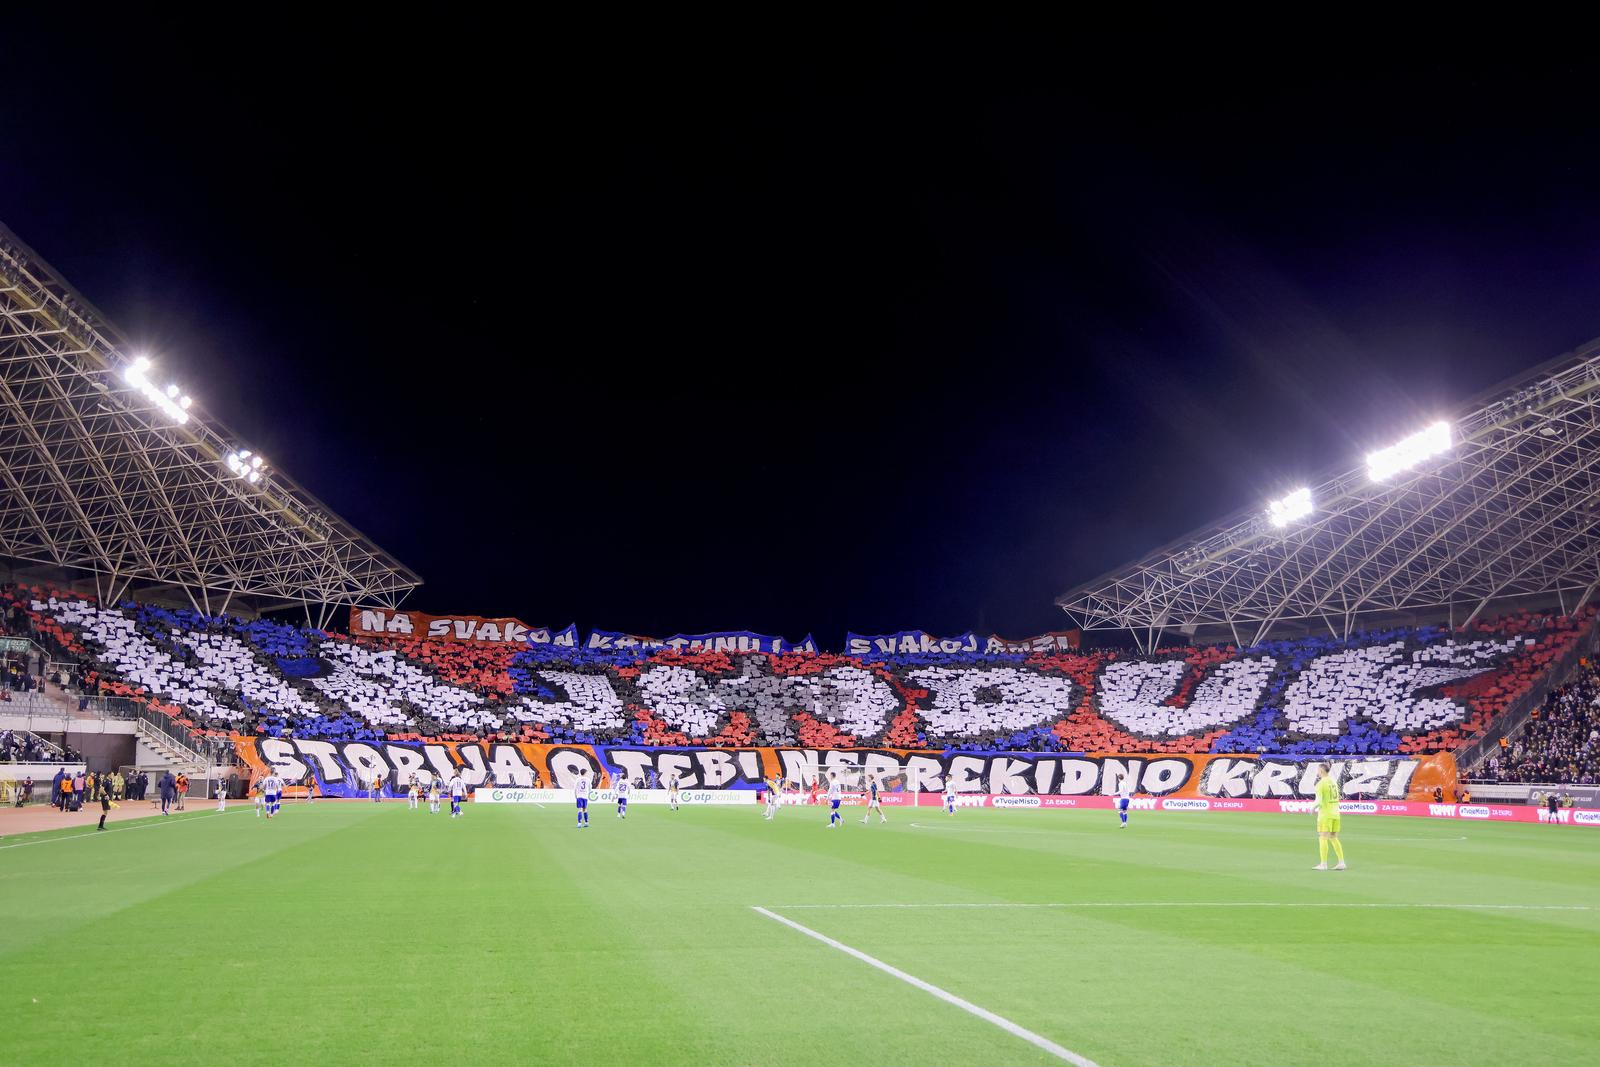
[826,771,843,828]
[447,773,465,818]
[667,774,680,812]
[615,774,630,819]
[944,781,957,816]
[574,772,591,828]
[861,774,886,825]
[1116,781,1132,827]
[261,773,284,818]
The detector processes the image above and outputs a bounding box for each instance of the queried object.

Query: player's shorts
[576,797,588,809]
[830,798,840,810]
[618,797,627,807]
[265,793,280,804]
[1118,798,1129,811]
[1317,814,1341,834]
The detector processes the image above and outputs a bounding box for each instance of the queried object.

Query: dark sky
[3,21,1599,647]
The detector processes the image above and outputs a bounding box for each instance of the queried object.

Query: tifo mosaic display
[5,585,1588,759]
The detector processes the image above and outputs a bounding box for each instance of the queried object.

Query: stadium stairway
[133,718,208,777]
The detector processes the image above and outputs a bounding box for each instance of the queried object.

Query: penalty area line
[751,905,1099,1066]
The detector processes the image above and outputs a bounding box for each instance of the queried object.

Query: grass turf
[1,799,1597,1065]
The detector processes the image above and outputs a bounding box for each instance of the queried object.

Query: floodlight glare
[1267,486,1314,528]
[1367,421,1453,482]
[224,447,267,485]
[120,357,190,425]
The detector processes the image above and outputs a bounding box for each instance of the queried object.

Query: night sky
[3,23,1599,647]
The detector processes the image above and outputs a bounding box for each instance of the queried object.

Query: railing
[0,690,140,722]
[136,706,205,760]
[135,706,239,767]
[0,728,64,763]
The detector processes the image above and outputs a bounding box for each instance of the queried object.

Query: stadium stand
[1484,658,1600,784]
[0,729,59,762]
[4,582,1593,758]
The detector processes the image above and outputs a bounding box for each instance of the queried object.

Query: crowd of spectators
[1,580,1594,755]
[1484,658,1600,784]
[0,728,51,762]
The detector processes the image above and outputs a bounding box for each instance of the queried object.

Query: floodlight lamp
[1266,486,1314,528]
[1367,421,1453,482]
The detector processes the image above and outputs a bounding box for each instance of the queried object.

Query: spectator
[1488,659,1600,785]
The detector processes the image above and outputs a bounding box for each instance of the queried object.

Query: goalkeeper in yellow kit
[1312,764,1347,871]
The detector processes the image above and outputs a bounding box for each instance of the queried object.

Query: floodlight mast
[1057,334,1600,647]
[0,219,421,615]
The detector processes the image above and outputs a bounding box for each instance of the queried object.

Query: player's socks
[1331,839,1345,864]
[1318,838,1330,866]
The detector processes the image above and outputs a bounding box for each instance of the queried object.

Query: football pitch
[2,801,1597,1066]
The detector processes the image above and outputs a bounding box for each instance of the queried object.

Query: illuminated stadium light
[225,449,267,485]
[120,354,191,425]
[1266,486,1314,528]
[1367,420,1453,482]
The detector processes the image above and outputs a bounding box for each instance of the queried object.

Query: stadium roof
[1058,335,1600,649]
[0,220,421,618]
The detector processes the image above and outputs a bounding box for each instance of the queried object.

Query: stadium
[4,45,1600,1067]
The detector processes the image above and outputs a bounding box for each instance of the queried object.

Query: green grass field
[2,799,1597,1066]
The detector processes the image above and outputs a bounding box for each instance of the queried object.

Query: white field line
[906,821,1080,835]
[906,822,1470,842]
[0,809,243,850]
[765,901,1596,911]
[752,906,1099,1066]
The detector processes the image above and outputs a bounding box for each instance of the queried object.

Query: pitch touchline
[0,809,240,850]
[766,902,1596,911]
[752,906,1099,1066]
